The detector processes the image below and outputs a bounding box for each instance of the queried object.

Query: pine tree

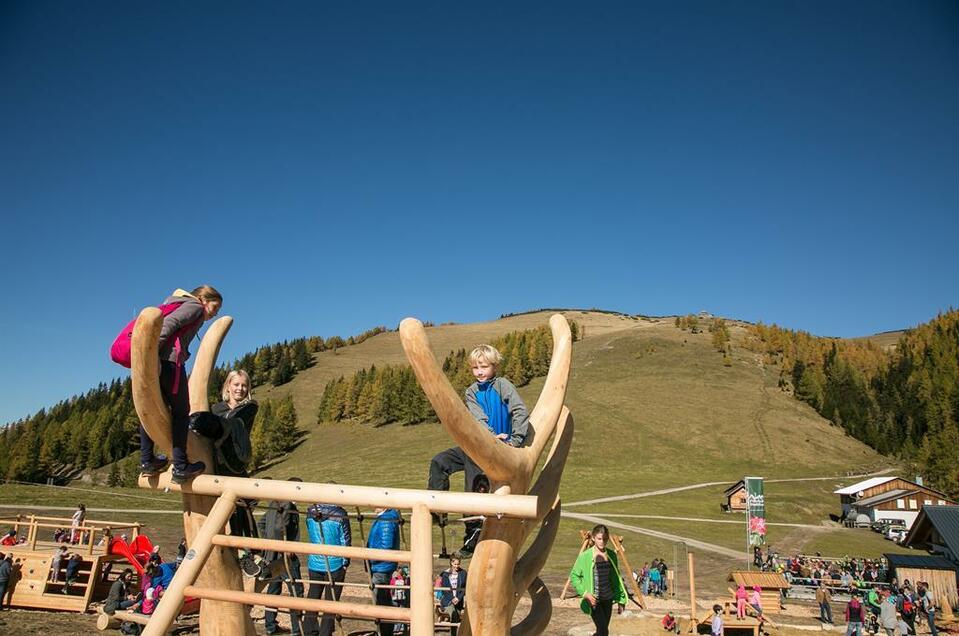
[270,395,300,456]
[291,339,311,371]
[107,461,122,487]
[271,350,295,386]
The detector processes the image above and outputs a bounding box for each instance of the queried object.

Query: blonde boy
[427,344,529,495]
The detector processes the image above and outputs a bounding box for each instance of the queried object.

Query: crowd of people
[755,548,891,590]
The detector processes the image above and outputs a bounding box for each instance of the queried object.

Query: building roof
[904,505,959,553]
[884,553,957,571]
[724,480,745,497]
[834,477,896,496]
[853,489,917,509]
[729,571,791,590]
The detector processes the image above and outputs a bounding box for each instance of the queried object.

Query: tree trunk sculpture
[131,308,254,636]
[399,313,574,635]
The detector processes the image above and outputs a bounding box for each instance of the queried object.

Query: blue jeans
[265,557,304,635]
[820,601,833,623]
[928,611,937,636]
[846,621,862,636]
[371,571,394,636]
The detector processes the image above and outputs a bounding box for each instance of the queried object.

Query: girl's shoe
[140,455,170,476]
[171,461,206,484]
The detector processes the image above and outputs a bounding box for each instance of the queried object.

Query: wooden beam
[211,534,412,564]
[139,473,538,519]
[141,491,238,636]
[182,585,410,622]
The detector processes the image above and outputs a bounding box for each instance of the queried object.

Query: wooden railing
[138,472,538,636]
[0,514,142,554]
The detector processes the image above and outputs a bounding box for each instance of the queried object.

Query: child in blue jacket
[303,503,351,636]
[427,345,529,555]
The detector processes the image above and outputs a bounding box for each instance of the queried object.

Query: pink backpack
[110,301,199,369]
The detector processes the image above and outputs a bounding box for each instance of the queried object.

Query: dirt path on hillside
[563,511,746,559]
[565,468,896,507]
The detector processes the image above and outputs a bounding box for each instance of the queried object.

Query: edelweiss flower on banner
[749,516,767,535]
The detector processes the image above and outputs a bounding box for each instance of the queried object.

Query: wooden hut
[728,571,790,613]
[723,480,747,513]
[885,553,958,612]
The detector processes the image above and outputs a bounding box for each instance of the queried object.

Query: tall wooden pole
[688,552,697,633]
[409,503,433,636]
[142,491,238,636]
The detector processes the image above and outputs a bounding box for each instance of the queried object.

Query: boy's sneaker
[239,553,260,577]
[140,455,170,476]
[171,461,206,485]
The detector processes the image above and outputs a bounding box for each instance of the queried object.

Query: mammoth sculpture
[131,309,574,636]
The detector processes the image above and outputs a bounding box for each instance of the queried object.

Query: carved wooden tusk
[399,318,523,483]
[526,314,572,461]
[131,307,173,454]
[188,316,233,413]
[510,578,553,636]
[512,500,562,594]
[527,409,574,521]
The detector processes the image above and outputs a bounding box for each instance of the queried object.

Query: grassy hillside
[239,311,895,577]
[255,312,889,487]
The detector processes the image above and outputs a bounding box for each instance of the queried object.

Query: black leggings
[140,361,190,467]
[591,599,614,636]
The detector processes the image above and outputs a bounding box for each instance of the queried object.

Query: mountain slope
[253,311,891,498]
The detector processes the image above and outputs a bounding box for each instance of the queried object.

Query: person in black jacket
[103,568,139,614]
[0,553,12,610]
[189,370,260,558]
[439,557,467,636]
[257,477,304,635]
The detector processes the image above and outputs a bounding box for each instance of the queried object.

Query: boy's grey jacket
[464,376,529,447]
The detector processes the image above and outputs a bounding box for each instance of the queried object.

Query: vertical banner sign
[745,476,766,549]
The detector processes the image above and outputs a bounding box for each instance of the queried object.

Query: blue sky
[1,1,957,425]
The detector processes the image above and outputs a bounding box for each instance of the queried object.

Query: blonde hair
[221,370,252,403]
[190,285,223,304]
[468,344,502,367]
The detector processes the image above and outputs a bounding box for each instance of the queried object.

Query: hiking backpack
[110,301,199,368]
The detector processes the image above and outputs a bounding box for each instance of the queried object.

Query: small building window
[925,499,933,506]
[897,499,905,509]
[939,500,946,505]
[909,499,918,510]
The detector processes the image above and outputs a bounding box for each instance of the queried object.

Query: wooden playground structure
[0,513,144,612]
[129,309,575,635]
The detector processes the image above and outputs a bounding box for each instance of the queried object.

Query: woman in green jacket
[569,524,628,636]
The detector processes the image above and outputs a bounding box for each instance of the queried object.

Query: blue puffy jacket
[306,503,351,572]
[366,509,400,574]
[151,562,177,589]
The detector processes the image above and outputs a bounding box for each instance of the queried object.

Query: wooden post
[560,530,592,600]
[610,534,646,609]
[28,515,38,550]
[409,503,433,636]
[88,527,97,555]
[141,491,238,636]
[13,514,21,536]
[688,552,697,633]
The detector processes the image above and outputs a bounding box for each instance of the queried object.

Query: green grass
[801,528,915,559]
[578,478,881,526]
[0,483,181,510]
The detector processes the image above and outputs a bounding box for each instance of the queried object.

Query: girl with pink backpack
[111,286,222,484]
